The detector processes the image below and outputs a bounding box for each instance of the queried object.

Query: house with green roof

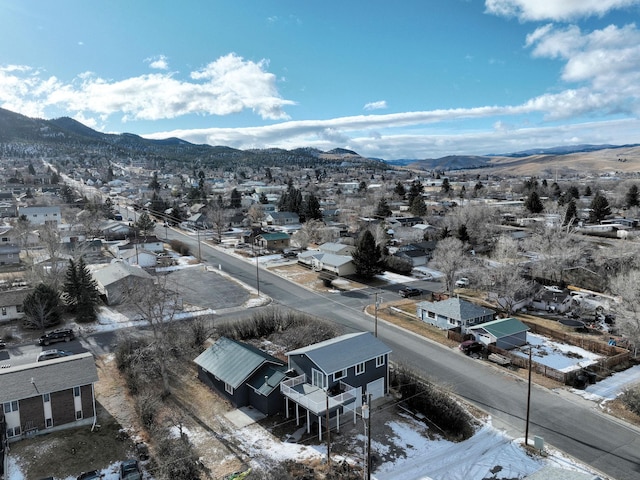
[255,232,290,252]
[469,317,529,350]
[194,337,287,415]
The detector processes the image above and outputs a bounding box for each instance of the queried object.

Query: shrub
[383,255,413,275]
[620,385,640,416]
[169,239,191,256]
[390,365,474,440]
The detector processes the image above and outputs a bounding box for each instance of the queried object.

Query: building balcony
[280,374,357,416]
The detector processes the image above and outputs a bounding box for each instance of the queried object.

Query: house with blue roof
[194,337,287,415]
[416,297,495,334]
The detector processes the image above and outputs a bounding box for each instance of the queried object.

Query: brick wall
[19,396,45,432]
[51,389,75,425]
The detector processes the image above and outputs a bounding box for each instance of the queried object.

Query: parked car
[399,287,422,298]
[38,328,75,346]
[455,278,470,287]
[77,470,103,480]
[0,338,5,349]
[119,459,141,480]
[459,340,483,355]
[37,349,73,362]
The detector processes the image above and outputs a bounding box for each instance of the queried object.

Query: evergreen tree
[441,178,451,194]
[149,172,161,192]
[525,191,544,214]
[567,186,580,199]
[394,181,406,198]
[409,195,427,216]
[22,283,62,331]
[358,181,367,193]
[407,181,423,205]
[136,212,156,237]
[258,192,268,204]
[563,199,578,226]
[583,185,592,197]
[28,163,36,175]
[375,198,392,218]
[352,230,382,278]
[589,192,611,223]
[63,258,101,323]
[230,188,242,208]
[625,184,639,208]
[301,193,322,222]
[457,224,470,243]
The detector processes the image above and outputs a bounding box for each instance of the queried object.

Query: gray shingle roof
[93,262,153,287]
[417,298,495,320]
[286,332,392,375]
[0,352,98,403]
[194,337,285,389]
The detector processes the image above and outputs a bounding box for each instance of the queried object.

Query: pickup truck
[399,287,422,298]
[455,278,470,287]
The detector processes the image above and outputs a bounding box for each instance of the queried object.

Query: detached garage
[469,317,529,350]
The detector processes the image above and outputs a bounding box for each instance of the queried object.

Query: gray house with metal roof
[417,298,496,334]
[282,332,392,439]
[194,337,287,415]
[92,261,154,305]
[0,352,98,442]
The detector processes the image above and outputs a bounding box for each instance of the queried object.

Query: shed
[469,317,529,350]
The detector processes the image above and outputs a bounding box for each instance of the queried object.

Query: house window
[16,304,22,313]
[3,401,18,413]
[355,362,365,375]
[76,410,83,420]
[225,383,234,394]
[43,393,50,403]
[1,308,5,316]
[1,237,7,242]
[427,311,435,319]
[45,418,53,428]
[73,386,81,397]
[376,355,385,368]
[6,426,21,437]
[334,369,346,381]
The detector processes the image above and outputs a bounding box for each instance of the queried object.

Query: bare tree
[126,275,182,397]
[609,271,640,355]
[430,237,468,296]
[205,203,228,243]
[247,203,265,226]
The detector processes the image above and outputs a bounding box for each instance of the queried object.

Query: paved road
[160,226,640,480]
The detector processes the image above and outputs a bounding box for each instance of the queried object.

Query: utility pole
[525,345,532,446]
[253,239,260,296]
[374,292,381,337]
[197,227,202,262]
[326,393,331,471]
[363,393,372,480]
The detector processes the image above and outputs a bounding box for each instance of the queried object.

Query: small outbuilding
[469,317,530,350]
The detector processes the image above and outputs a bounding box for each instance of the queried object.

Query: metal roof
[246,363,288,396]
[93,262,153,287]
[469,317,529,337]
[286,332,392,375]
[417,298,495,321]
[194,337,285,390]
[0,352,98,403]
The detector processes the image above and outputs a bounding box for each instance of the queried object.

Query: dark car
[77,470,102,480]
[0,338,5,349]
[38,328,75,346]
[119,459,141,480]
[399,287,422,298]
[459,340,484,355]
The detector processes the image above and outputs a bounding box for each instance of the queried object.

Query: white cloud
[0,53,294,122]
[485,0,640,22]
[146,55,169,70]
[363,100,388,111]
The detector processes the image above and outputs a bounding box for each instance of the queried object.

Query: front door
[311,368,325,389]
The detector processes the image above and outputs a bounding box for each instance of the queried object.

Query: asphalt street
[162,226,640,480]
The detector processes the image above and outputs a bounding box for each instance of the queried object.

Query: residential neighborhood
[1,116,640,479]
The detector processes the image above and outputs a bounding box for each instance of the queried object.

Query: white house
[18,205,61,226]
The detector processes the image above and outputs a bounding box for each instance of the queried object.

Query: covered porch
[281,374,358,440]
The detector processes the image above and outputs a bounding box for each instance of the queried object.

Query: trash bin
[584,370,597,384]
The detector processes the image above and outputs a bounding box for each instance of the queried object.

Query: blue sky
[2,0,640,159]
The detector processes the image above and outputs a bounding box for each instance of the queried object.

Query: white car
[455,278,470,287]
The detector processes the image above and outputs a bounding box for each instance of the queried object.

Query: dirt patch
[267,263,368,293]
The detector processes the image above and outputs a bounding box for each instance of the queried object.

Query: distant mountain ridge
[0,107,638,174]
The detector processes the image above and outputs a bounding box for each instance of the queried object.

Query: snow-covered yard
[511,333,604,373]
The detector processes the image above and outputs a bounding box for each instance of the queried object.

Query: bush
[153,427,202,480]
[383,255,413,275]
[169,239,191,256]
[620,385,640,416]
[390,365,474,440]
[135,392,160,428]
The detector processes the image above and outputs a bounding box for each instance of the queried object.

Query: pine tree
[525,191,544,214]
[375,198,392,218]
[63,259,80,312]
[589,192,611,223]
[625,185,639,208]
[75,257,101,323]
[352,230,382,278]
[301,193,322,222]
[563,199,578,226]
[136,212,156,237]
[394,181,406,198]
[22,283,62,331]
[457,224,470,243]
[410,195,427,216]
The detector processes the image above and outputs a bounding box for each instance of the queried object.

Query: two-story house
[281,332,391,440]
[18,205,61,226]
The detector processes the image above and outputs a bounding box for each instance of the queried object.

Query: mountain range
[1,107,639,175]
